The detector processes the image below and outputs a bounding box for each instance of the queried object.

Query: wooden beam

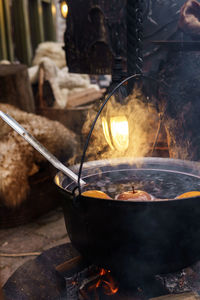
[0,0,7,60]
[2,0,14,61]
[67,88,106,108]
[42,0,57,41]
[12,0,32,66]
[29,0,45,52]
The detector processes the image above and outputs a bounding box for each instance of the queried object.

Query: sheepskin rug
[32,41,66,69]
[0,104,77,207]
[29,42,99,108]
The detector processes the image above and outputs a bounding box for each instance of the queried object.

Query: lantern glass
[60,1,68,18]
[102,115,129,152]
[102,117,114,150]
[110,116,129,151]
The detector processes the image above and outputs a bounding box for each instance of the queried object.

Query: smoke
[164,117,192,161]
[158,50,200,162]
[80,85,160,163]
[126,87,159,158]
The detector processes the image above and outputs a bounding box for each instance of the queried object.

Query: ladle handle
[0,111,86,187]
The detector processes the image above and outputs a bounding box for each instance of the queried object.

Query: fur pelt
[32,42,66,69]
[29,42,99,108]
[0,104,78,207]
[38,58,98,108]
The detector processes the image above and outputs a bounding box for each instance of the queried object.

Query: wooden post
[42,0,57,41]
[29,0,45,52]
[2,0,14,62]
[0,0,7,60]
[12,0,32,66]
[0,64,35,113]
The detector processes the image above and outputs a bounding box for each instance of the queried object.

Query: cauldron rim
[54,157,200,203]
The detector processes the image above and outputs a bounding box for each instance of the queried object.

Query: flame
[99,268,107,276]
[96,268,119,296]
[80,268,119,299]
[101,279,119,295]
[102,116,129,152]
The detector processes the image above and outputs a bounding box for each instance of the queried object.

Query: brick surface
[43,236,70,251]
[0,232,49,253]
[0,208,70,287]
[35,216,67,240]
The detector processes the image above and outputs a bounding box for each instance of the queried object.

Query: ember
[96,269,119,296]
[79,268,119,300]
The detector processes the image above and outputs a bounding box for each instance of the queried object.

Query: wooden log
[67,88,106,108]
[56,255,83,273]
[0,64,35,112]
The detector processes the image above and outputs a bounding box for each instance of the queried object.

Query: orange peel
[176,191,200,199]
[82,190,112,199]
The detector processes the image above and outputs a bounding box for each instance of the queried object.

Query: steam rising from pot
[81,85,161,162]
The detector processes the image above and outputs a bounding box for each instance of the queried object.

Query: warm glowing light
[110,116,129,151]
[102,116,129,152]
[99,268,119,296]
[103,280,119,295]
[102,117,114,150]
[51,4,56,16]
[54,175,60,186]
[99,268,107,276]
[60,1,68,18]
[82,268,119,298]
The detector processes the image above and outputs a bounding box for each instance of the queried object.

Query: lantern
[101,79,131,153]
[60,1,68,19]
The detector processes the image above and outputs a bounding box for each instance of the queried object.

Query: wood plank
[68,87,98,101]
[2,0,14,61]
[42,0,56,41]
[0,0,7,60]
[29,0,45,52]
[67,88,106,108]
[12,0,32,66]
[56,256,82,273]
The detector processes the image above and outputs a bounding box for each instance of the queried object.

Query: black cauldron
[55,157,200,284]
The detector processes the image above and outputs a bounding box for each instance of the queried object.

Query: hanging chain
[127,0,144,75]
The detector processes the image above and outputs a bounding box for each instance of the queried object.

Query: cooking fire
[78,268,119,299]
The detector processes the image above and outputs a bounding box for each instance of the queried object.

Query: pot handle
[76,73,168,195]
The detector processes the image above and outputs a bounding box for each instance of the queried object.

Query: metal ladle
[0,111,86,187]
